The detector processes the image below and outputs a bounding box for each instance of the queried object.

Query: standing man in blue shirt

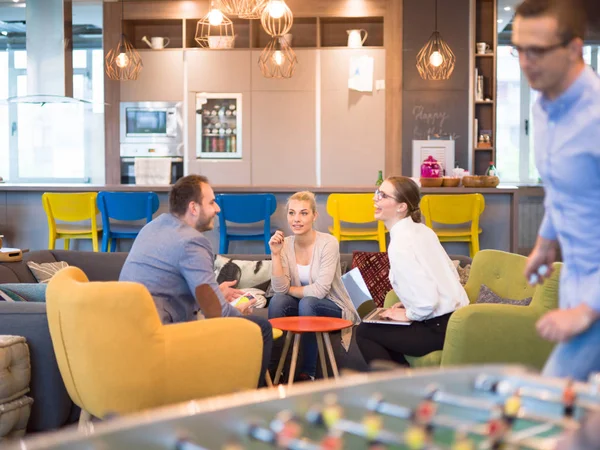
[513,0,600,381]
[120,174,273,386]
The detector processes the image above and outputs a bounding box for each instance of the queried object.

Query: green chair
[384,250,561,370]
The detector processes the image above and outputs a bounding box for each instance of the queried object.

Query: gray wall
[402,0,471,175]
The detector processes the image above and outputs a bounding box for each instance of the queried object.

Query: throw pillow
[26,261,69,284]
[0,284,47,303]
[214,256,272,291]
[351,251,392,308]
[475,284,533,306]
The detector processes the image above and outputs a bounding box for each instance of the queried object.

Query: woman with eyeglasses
[356,176,469,367]
[268,191,360,382]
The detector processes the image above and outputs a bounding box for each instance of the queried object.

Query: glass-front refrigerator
[196,93,242,159]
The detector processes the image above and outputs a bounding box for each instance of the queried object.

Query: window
[496,45,600,183]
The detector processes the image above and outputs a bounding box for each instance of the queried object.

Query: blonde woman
[268,191,359,382]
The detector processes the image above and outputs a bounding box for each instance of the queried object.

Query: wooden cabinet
[472,0,497,175]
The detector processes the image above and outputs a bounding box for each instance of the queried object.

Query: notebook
[362,308,412,326]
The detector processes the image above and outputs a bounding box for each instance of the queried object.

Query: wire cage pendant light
[416,0,455,80]
[218,0,268,19]
[259,36,297,79]
[261,0,293,37]
[105,0,143,81]
[195,1,235,48]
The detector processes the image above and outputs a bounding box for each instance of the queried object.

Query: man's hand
[219,280,244,303]
[235,297,257,315]
[536,304,600,342]
[390,301,404,309]
[380,308,409,322]
[524,236,557,285]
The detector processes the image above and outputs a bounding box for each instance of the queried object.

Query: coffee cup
[476,42,490,54]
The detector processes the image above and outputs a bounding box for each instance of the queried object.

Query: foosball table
[9,365,600,449]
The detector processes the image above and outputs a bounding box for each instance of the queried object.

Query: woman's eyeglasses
[375,189,394,201]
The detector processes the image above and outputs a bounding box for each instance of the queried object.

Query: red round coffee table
[269,317,353,387]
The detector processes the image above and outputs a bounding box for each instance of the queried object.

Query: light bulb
[429,51,443,67]
[116,52,130,68]
[208,8,224,26]
[268,0,286,19]
[273,50,284,66]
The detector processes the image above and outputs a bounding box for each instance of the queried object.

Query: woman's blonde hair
[286,191,317,214]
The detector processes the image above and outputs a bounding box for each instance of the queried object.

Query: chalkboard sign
[402,0,471,175]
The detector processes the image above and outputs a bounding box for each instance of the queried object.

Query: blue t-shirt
[119,213,240,323]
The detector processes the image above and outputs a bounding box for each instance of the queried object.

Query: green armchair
[384,250,562,370]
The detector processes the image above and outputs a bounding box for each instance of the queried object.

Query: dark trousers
[244,314,273,387]
[356,312,453,367]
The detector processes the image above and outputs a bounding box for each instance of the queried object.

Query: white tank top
[297,264,311,286]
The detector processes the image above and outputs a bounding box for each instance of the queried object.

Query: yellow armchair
[46,267,263,423]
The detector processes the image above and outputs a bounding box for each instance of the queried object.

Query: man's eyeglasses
[375,189,395,201]
[510,41,570,61]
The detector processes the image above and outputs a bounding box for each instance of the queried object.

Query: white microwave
[120,102,182,145]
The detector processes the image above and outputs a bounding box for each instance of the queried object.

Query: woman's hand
[391,301,404,309]
[269,230,285,256]
[380,308,409,322]
[235,297,257,315]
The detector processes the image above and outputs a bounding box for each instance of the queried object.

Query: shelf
[475,147,494,151]
[123,19,184,49]
[320,17,384,47]
[475,53,494,57]
[475,101,495,104]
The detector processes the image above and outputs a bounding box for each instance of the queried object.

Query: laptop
[362,308,412,326]
[341,267,373,312]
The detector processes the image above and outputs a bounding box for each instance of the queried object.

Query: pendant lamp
[105,0,143,81]
[416,0,455,80]
[218,0,268,19]
[195,1,235,48]
[259,36,297,79]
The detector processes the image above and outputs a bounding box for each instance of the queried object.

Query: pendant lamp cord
[120,0,124,44]
[434,0,438,32]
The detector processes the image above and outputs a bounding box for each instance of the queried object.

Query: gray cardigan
[271,232,360,349]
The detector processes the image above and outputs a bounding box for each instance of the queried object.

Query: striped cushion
[25,261,69,284]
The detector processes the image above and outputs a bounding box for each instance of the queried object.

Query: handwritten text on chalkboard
[412,105,453,139]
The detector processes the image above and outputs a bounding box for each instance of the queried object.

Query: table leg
[274,331,293,385]
[265,371,274,388]
[323,333,339,379]
[316,332,328,379]
[288,333,301,387]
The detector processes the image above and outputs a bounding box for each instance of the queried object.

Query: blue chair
[216,193,277,254]
[97,192,160,252]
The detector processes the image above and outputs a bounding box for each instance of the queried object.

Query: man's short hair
[169,175,210,216]
[515,0,587,42]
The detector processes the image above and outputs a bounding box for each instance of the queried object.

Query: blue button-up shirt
[533,65,600,312]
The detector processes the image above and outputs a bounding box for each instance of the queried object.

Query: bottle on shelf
[486,161,497,176]
[211,137,217,152]
[231,135,237,153]
[375,170,384,187]
[204,136,210,152]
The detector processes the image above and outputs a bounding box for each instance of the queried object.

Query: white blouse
[387,217,470,321]
[297,264,311,286]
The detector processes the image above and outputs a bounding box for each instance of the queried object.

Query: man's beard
[195,215,213,232]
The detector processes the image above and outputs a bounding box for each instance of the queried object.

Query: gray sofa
[0,250,471,434]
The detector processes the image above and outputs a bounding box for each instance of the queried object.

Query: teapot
[142,36,170,50]
[347,29,368,48]
[421,155,441,178]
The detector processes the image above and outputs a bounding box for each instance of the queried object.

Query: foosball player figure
[321,394,343,431]
[271,410,303,448]
[320,429,344,450]
[362,411,384,448]
[502,389,521,427]
[488,406,508,450]
[404,424,430,450]
[562,378,577,419]
[451,429,475,450]
[221,439,244,450]
[413,389,438,438]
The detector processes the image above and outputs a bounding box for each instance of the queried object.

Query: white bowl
[208,35,235,49]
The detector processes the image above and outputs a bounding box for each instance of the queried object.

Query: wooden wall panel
[251,91,316,186]
[120,50,184,102]
[103,2,122,185]
[320,49,386,186]
[385,0,403,177]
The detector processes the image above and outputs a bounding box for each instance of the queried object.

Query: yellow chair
[46,266,263,425]
[42,192,102,252]
[420,194,485,257]
[327,193,386,252]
